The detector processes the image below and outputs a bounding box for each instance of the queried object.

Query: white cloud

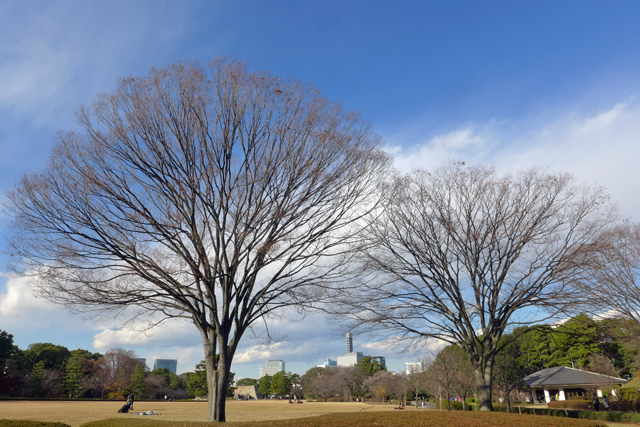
[387,98,640,221]
[0,274,64,327]
[234,343,283,364]
[92,320,201,350]
[432,128,483,150]
[575,101,630,135]
[390,127,489,173]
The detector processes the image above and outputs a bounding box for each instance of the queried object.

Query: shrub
[449,401,473,411]
[549,397,640,413]
[620,387,640,401]
[548,400,593,410]
[610,399,640,412]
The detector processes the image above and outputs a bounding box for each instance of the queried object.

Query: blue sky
[1,0,639,379]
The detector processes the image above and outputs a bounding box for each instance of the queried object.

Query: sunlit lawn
[0,400,398,427]
[0,400,617,427]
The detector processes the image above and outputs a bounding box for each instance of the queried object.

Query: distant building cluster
[135,358,178,374]
[316,358,337,368]
[320,332,386,370]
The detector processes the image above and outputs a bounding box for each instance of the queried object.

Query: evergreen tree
[270,371,292,396]
[131,363,147,398]
[258,374,272,396]
[0,330,15,366]
[187,361,208,397]
[236,378,258,386]
[63,354,85,398]
[28,360,45,397]
[186,360,234,398]
[357,356,387,376]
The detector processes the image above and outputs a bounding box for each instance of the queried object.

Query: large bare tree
[330,162,616,411]
[569,223,640,323]
[6,59,389,421]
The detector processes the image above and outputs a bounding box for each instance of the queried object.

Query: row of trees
[0,330,220,399]
[6,58,640,421]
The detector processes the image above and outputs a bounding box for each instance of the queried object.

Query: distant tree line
[0,330,234,399]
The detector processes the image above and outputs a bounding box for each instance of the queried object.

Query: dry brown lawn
[0,400,399,427]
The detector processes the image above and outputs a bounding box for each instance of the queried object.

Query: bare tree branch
[328,161,617,411]
[5,58,390,422]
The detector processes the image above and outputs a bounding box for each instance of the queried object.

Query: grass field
[0,400,621,427]
[0,400,399,427]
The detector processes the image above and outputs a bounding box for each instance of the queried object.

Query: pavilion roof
[524,366,627,387]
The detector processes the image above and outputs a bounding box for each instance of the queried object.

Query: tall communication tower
[346,331,353,354]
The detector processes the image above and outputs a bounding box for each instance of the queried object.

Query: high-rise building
[154,359,178,374]
[259,360,285,378]
[346,331,353,354]
[337,351,363,367]
[136,358,147,369]
[405,361,424,375]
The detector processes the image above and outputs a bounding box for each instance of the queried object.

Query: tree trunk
[204,338,232,422]
[475,361,494,411]
[506,391,512,413]
[214,366,230,421]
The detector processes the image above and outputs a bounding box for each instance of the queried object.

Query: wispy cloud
[387,98,640,220]
[389,127,490,173]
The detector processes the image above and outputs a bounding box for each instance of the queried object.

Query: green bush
[610,399,640,412]
[0,421,71,427]
[496,406,640,424]
[620,387,640,401]
[449,400,473,411]
[548,400,593,410]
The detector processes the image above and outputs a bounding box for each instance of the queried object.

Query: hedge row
[79,411,610,427]
[494,405,640,423]
[548,399,640,413]
[0,421,71,427]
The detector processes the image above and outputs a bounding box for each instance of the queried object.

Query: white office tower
[405,361,424,375]
[259,360,286,378]
[338,332,362,366]
[317,358,338,368]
